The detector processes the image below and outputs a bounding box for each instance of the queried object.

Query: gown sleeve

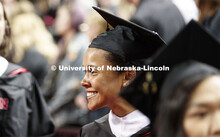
[27,77,55,137]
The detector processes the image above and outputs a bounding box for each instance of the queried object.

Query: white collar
[109,110,150,137]
[172,0,198,23]
[0,56,8,77]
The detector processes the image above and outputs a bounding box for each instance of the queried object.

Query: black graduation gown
[77,114,151,137]
[0,63,55,137]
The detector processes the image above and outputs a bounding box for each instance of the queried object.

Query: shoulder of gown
[78,114,115,137]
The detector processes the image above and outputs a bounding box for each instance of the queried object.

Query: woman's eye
[90,69,95,73]
[91,70,97,74]
[89,69,97,74]
[192,112,208,118]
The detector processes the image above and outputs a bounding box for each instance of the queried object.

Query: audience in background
[9,1,58,85]
[196,0,220,42]
[44,0,90,128]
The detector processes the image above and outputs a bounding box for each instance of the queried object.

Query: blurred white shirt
[0,56,8,77]
[109,110,150,137]
[172,0,199,24]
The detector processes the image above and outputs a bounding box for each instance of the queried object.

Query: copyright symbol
[51,65,57,71]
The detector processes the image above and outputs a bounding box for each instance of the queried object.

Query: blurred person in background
[96,0,120,14]
[43,0,90,130]
[127,0,198,43]
[118,0,136,20]
[1,0,17,17]
[155,61,220,137]
[9,0,58,85]
[33,0,61,39]
[84,0,135,43]
[53,0,87,64]
[170,0,198,24]
[84,10,107,43]
[0,1,55,136]
[96,0,135,20]
[33,0,96,41]
[196,0,220,42]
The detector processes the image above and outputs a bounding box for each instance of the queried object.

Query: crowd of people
[0,0,220,137]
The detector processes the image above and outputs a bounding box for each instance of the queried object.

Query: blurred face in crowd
[183,76,220,137]
[85,16,106,42]
[81,48,126,110]
[54,5,72,36]
[0,3,6,45]
[97,0,113,8]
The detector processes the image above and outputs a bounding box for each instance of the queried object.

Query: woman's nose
[81,74,91,88]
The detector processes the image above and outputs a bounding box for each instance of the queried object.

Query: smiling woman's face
[183,75,220,137]
[0,3,6,46]
[81,48,125,110]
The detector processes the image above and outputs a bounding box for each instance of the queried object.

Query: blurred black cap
[120,20,220,121]
[89,7,166,62]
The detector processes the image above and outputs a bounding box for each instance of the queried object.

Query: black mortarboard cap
[120,20,220,122]
[89,7,166,62]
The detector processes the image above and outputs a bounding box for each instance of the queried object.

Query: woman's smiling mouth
[87,91,98,99]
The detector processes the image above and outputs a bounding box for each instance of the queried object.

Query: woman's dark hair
[104,51,141,74]
[154,73,217,137]
[0,2,11,57]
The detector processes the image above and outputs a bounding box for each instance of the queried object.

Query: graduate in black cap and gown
[78,7,165,137]
[0,1,55,136]
[120,20,220,137]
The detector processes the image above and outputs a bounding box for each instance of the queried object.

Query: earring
[123,83,127,87]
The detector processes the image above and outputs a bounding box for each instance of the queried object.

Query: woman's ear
[122,70,136,87]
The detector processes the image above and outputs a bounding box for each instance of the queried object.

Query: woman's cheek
[184,118,208,137]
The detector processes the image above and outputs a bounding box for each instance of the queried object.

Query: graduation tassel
[142,72,158,120]
[142,72,157,95]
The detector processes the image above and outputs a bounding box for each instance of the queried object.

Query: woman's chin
[88,103,103,111]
